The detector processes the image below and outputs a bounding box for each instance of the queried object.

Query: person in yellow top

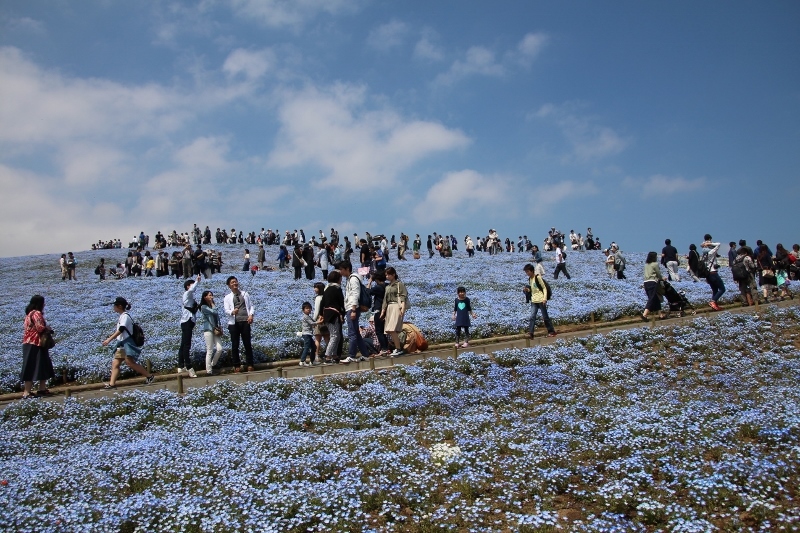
[523,262,557,339]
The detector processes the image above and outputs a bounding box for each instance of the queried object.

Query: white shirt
[118,312,134,341]
[223,290,255,325]
[556,247,564,264]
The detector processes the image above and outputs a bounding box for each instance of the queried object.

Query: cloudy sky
[1,1,798,257]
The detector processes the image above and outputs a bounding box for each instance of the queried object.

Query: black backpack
[351,275,372,312]
[731,257,748,282]
[123,313,146,347]
[534,275,553,300]
[696,252,710,279]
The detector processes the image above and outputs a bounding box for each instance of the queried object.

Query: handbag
[213,327,225,336]
[762,269,776,279]
[40,329,56,350]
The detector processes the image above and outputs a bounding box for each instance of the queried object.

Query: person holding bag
[200,290,224,375]
[21,295,55,399]
[380,266,410,356]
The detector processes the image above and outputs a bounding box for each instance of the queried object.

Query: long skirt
[21,343,55,382]
[384,302,403,332]
[644,280,662,312]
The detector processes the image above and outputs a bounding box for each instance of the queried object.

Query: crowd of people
[639,236,797,321]
[22,225,796,396]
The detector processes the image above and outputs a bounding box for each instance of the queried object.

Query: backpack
[696,252,710,279]
[123,313,146,347]
[351,274,372,312]
[731,257,748,282]
[534,275,553,300]
[94,265,101,275]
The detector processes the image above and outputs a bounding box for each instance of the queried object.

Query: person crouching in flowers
[21,295,55,398]
[101,297,155,389]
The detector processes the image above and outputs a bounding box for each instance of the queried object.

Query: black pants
[294,266,302,280]
[178,320,195,369]
[304,264,315,280]
[554,263,571,279]
[616,269,626,280]
[228,321,254,367]
[373,314,389,351]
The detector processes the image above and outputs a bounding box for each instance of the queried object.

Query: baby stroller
[663,280,696,317]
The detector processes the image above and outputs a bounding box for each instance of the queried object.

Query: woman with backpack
[101,297,155,389]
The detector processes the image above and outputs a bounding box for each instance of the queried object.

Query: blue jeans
[300,334,314,362]
[528,302,554,335]
[707,271,726,302]
[346,309,370,358]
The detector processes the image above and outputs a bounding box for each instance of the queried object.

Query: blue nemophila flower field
[0,246,740,393]
[0,306,798,531]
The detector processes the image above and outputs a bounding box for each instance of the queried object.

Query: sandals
[103,384,117,390]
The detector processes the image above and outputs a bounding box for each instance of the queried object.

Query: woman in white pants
[199,291,224,375]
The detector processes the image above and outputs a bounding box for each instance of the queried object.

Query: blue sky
[1,1,798,257]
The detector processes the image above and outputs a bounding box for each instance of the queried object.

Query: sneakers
[341,357,356,364]
[177,367,186,374]
[207,369,215,376]
[390,349,405,356]
[709,301,721,311]
[357,356,368,362]
[187,368,197,378]
[145,375,155,385]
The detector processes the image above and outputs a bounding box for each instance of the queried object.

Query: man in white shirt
[223,276,255,372]
[338,260,371,364]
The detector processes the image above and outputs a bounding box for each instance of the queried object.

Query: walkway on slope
[1,299,795,408]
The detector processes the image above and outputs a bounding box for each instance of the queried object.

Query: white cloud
[367,20,408,51]
[623,174,708,197]
[533,102,628,161]
[223,48,276,80]
[412,170,511,224]
[529,180,599,211]
[413,29,444,62]
[0,47,279,256]
[0,47,188,145]
[225,0,360,29]
[515,32,548,66]
[435,46,505,85]
[267,84,471,189]
[6,17,46,35]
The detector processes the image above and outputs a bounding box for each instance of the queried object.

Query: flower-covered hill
[0,307,797,531]
[0,246,739,393]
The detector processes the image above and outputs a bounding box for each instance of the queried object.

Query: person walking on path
[686,244,701,282]
[339,260,371,363]
[21,295,55,398]
[178,275,201,377]
[641,252,666,321]
[701,235,726,311]
[101,297,155,389]
[223,276,255,372]
[319,270,344,364]
[523,262,557,339]
[661,239,680,282]
[553,245,571,279]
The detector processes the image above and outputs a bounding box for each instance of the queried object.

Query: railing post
[176,373,184,394]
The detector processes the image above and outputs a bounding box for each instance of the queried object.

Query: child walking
[453,286,477,348]
[299,302,316,366]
